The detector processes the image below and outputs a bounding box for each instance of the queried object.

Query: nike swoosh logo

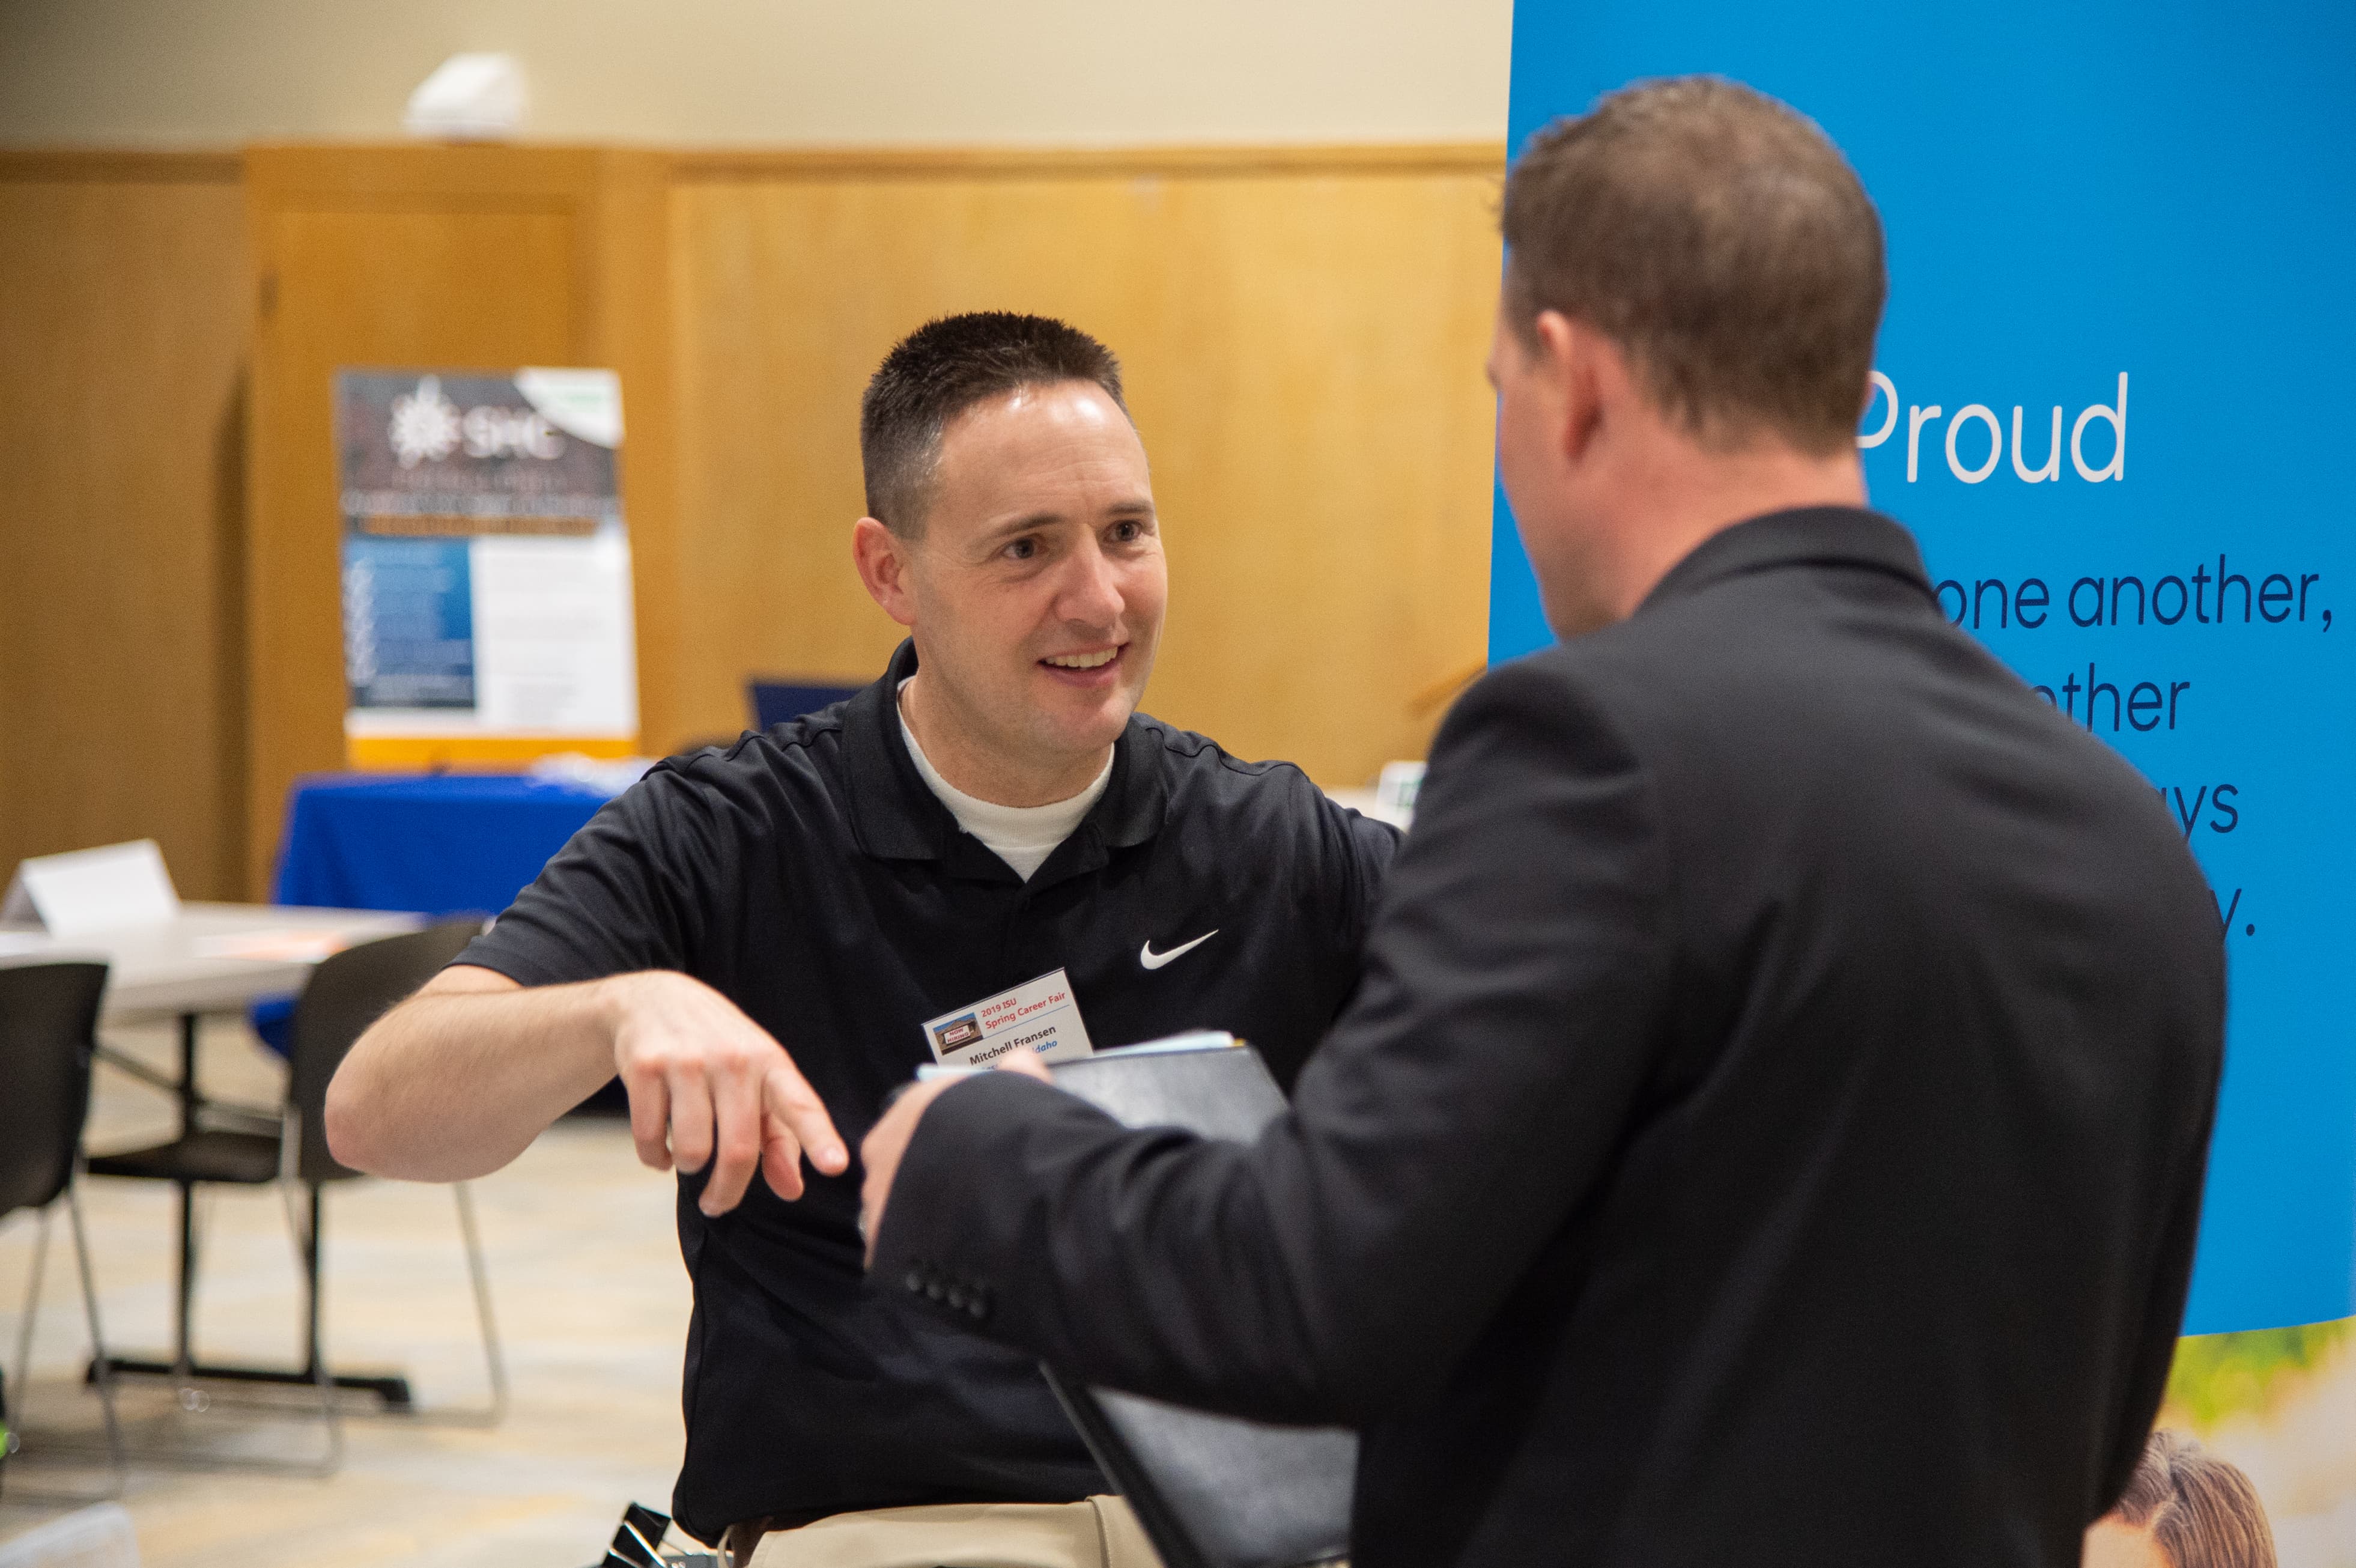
[1139,929,1219,970]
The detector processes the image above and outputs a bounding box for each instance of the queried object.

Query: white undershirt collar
[897,678,1113,881]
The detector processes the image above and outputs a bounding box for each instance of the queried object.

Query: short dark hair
[2109,1431,2277,1568]
[1500,76,1885,456]
[859,312,1128,536]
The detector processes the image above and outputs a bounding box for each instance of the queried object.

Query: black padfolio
[1045,1040,1356,1568]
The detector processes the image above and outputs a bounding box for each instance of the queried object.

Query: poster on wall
[335,368,638,765]
[1493,2,2354,1557]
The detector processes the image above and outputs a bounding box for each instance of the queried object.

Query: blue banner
[1494,3,2356,1335]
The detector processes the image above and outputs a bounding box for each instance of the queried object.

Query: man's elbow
[323,1026,396,1174]
[323,1056,381,1169]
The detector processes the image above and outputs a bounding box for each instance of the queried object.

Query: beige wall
[0,0,1513,148]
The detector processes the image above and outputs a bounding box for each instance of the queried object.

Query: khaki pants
[732,1497,1162,1568]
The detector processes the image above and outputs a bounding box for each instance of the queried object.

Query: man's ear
[852,517,919,629]
[1539,309,1611,466]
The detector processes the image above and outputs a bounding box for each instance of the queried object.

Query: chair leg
[10,1208,53,1436]
[67,1182,126,1489]
[277,1182,342,1474]
[453,1182,509,1421]
[299,1187,321,1381]
[172,1180,197,1382]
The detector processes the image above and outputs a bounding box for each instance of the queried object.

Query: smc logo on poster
[387,374,566,469]
[1862,371,2127,486]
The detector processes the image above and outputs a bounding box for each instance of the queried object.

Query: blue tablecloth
[273,772,613,916]
[257,773,613,1050]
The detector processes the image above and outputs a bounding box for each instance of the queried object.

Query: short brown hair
[2111,1430,2277,1568]
[860,311,1128,537]
[1500,76,1884,456]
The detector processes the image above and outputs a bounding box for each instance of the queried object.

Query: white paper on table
[1,839,180,937]
[189,931,350,963]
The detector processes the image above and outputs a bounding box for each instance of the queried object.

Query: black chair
[82,921,505,1465]
[0,961,125,1490]
[747,679,861,733]
[1045,1043,1356,1568]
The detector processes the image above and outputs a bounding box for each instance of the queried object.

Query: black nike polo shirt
[455,638,1398,1542]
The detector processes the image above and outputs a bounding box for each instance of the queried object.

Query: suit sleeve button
[903,1268,926,1294]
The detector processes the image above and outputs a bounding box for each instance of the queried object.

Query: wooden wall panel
[242,147,679,895]
[664,148,1502,783]
[0,153,249,899]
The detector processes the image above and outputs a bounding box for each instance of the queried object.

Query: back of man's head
[2109,1431,2278,1568]
[860,311,1128,538]
[1501,76,1884,457]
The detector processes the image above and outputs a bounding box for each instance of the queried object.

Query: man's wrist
[588,969,665,1041]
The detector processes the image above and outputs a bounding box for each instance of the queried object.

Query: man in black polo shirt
[327,313,1398,1562]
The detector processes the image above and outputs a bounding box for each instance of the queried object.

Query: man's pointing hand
[602,970,848,1213]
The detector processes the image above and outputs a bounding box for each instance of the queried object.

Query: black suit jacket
[875,508,2226,1567]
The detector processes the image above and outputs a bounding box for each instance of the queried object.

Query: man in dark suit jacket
[859,77,2224,1567]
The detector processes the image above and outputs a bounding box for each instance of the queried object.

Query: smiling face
[854,380,1166,804]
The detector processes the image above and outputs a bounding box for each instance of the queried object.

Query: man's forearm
[326,977,621,1182]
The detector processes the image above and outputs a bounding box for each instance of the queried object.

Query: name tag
[921,967,1096,1067]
